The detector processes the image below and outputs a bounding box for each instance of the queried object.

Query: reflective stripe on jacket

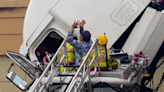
[82,45,118,69]
[61,67,76,72]
[59,42,76,63]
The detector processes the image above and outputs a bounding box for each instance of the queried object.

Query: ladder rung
[58,74,74,76]
[52,83,70,85]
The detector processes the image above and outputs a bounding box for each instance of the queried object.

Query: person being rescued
[42,34,78,71]
[59,34,78,71]
[82,35,118,71]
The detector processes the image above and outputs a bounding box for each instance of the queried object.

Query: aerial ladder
[6,37,152,92]
[28,39,101,92]
[6,38,149,92]
[28,39,147,92]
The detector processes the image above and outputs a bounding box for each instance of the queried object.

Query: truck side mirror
[6,71,30,91]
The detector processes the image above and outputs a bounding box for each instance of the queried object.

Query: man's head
[97,35,108,45]
[80,30,91,42]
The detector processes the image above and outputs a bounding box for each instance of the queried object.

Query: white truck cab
[20,0,151,62]
[5,0,164,92]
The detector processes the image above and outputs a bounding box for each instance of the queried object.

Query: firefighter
[59,34,78,71]
[82,35,118,71]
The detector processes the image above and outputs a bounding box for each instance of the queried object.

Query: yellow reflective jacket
[59,42,76,64]
[82,45,118,69]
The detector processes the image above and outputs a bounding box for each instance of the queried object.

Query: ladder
[29,39,100,92]
[65,39,101,92]
[29,39,69,92]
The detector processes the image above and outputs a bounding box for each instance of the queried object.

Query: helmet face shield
[97,35,108,45]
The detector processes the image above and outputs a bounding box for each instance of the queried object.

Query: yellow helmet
[97,35,108,45]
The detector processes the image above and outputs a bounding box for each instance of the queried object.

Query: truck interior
[35,31,63,63]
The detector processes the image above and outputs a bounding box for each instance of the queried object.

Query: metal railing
[65,39,101,92]
[29,39,101,92]
[29,39,69,92]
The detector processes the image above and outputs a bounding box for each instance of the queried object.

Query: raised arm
[67,31,83,49]
[79,20,86,34]
[67,20,83,49]
[80,27,84,34]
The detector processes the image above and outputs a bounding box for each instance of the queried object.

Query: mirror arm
[26,79,36,90]
[8,63,14,73]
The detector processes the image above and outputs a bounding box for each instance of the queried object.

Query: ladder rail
[29,40,67,92]
[65,39,101,92]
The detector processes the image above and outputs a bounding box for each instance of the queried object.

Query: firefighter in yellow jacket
[59,34,77,71]
[83,35,118,70]
[59,42,76,65]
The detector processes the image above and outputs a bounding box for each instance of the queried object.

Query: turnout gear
[82,34,118,70]
[82,45,118,70]
[59,42,76,71]
[59,42,75,64]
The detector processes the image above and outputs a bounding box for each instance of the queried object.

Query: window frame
[6,51,37,79]
[28,28,65,64]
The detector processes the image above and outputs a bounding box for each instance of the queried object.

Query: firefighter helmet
[97,35,108,45]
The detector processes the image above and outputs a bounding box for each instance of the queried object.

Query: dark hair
[81,30,91,42]
[73,36,78,40]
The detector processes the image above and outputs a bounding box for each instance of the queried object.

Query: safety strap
[82,50,117,67]
[92,50,110,59]
[98,49,117,62]
[98,49,109,59]
[82,56,111,67]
